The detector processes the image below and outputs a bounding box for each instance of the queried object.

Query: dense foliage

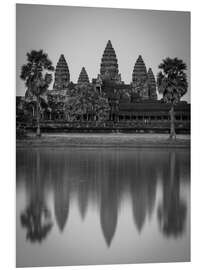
[64,83,110,122]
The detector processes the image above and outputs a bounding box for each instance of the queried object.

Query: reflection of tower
[158,151,187,237]
[146,160,157,218]
[100,177,118,247]
[131,182,148,232]
[130,152,157,233]
[78,181,89,220]
[54,178,70,232]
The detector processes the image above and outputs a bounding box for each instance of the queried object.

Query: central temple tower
[132,55,148,86]
[100,40,121,83]
[53,54,70,90]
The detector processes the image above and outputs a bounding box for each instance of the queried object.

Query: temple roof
[100,40,119,80]
[53,54,70,90]
[132,55,147,83]
[77,67,90,84]
[147,68,157,100]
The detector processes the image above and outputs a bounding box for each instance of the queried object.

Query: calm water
[16,147,190,267]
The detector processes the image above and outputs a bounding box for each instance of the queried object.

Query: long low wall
[17,120,190,134]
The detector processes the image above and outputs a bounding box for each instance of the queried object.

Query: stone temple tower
[53,54,70,90]
[132,55,148,85]
[147,68,157,100]
[77,67,90,85]
[132,55,150,100]
[100,40,120,82]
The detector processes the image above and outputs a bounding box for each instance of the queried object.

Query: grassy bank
[16,133,190,148]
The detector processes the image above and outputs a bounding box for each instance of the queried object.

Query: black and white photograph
[16,4,190,268]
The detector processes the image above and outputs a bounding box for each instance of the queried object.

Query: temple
[147,68,157,100]
[53,54,70,90]
[132,55,148,99]
[77,67,90,85]
[16,40,190,133]
[100,40,121,83]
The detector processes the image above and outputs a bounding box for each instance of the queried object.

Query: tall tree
[20,50,54,136]
[157,57,188,139]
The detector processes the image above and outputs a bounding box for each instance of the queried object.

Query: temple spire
[77,67,90,85]
[132,55,147,84]
[100,40,119,81]
[53,54,70,90]
[147,68,157,100]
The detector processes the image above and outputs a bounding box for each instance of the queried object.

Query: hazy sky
[16,4,190,102]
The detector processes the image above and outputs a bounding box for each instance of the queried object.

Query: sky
[16,4,190,102]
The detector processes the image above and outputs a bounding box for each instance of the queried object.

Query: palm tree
[20,199,53,243]
[157,57,188,139]
[20,50,54,136]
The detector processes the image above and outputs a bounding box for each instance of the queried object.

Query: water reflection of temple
[77,181,89,220]
[17,148,189,244]
[54,179,70,232]
[130,151,157,232]
[100,172,119,247]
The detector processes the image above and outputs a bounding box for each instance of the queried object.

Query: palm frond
[157,57,188,104]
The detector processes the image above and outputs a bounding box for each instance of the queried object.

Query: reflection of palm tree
[21,198,53,243]
[158,151,187,237]
[158,198,186,237]
[20,150,53,242]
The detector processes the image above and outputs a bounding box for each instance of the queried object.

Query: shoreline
[16,133,190,149]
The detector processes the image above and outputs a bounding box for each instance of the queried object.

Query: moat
[16,147,190,267]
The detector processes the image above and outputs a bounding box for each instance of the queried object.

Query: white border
[1,0,203,269]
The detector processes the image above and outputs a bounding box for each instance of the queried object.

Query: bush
[16,125,27,139]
